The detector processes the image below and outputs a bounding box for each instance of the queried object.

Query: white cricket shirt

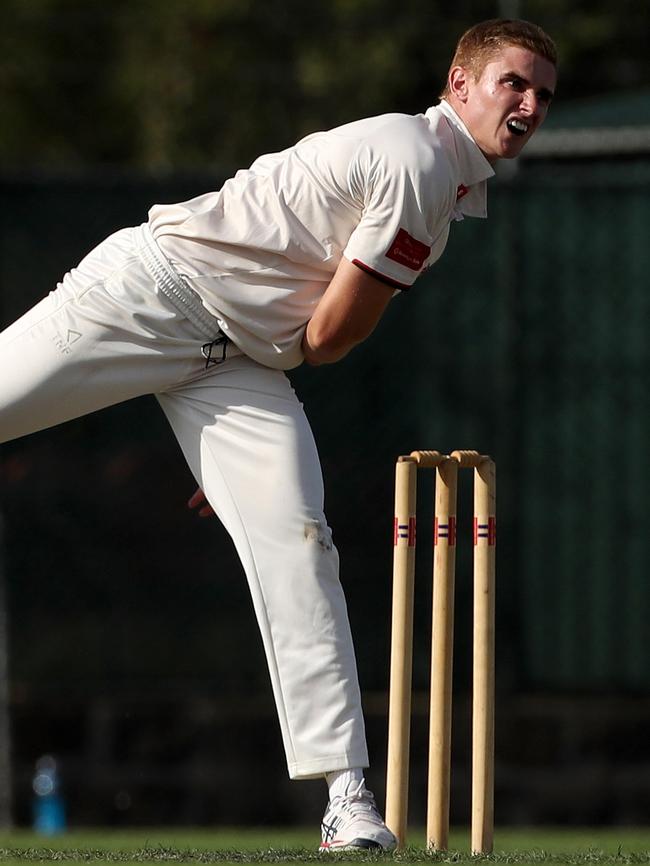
[149,100,494,370]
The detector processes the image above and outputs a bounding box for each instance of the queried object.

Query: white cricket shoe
[319,779,397,851]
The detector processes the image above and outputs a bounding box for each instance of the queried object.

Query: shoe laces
[336,780,382,822]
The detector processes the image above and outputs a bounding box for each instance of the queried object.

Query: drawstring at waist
[201,334,229,367]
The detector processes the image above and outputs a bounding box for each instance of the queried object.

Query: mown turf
[0,828,648,865]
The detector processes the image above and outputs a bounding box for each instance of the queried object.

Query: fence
[1,146,649,826]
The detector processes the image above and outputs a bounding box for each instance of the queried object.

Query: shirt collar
[425,99,495,218]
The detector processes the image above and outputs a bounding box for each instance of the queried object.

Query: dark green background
[1,0,649,832]
[2,155,649,828]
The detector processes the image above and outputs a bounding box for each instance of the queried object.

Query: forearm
[301,321,359,366]
[301,258,394,366]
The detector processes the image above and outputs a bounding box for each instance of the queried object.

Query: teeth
[507,119,529,135]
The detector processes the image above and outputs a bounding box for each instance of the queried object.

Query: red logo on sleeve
[385,229,431,271]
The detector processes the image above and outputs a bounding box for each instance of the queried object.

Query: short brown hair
[439,19,557,99]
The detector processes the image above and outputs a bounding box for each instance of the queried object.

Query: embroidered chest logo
[385,229,431,271]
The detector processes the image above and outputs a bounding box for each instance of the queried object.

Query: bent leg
[157,355,369,779]
[0,228,213,445]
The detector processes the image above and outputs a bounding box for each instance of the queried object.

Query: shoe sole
[319,838,395,851]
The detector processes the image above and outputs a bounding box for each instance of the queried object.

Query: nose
[520,89,541,119]
[519,90,539,120]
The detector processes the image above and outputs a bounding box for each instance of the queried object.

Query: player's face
[452,45,556,163]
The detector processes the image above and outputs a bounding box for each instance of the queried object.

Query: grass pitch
[0,827,649,865]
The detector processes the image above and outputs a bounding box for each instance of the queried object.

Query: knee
[303,518,334,552]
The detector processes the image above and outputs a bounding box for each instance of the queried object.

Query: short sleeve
[343,135,454,290]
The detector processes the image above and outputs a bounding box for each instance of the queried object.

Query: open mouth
[506,118,529,137]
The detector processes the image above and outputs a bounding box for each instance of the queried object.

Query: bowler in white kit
[0,19,556,850]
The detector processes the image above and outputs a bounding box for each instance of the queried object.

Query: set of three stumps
[385,449,496,853]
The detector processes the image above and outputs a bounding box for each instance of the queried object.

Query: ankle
[325,768,365,801]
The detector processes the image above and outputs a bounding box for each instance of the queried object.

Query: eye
[504,76,524,90]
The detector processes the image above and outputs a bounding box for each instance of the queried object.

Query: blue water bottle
[32,755,66,834]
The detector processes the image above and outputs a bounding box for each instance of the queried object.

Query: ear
[448,65,470,103]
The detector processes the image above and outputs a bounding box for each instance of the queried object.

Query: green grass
[0,828,648,865]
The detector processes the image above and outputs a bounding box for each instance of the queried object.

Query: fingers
[187,487,206,508]
[187,487,215,518]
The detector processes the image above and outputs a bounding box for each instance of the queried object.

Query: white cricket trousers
[0,225,369,779]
